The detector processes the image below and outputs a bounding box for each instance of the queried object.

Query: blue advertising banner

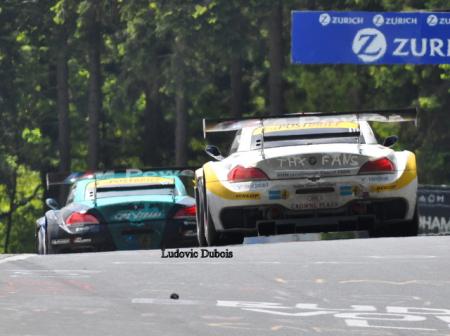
[418,185,450,235]
[291,11,450,64]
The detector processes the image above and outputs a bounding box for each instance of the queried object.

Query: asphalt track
[1,236,450,336]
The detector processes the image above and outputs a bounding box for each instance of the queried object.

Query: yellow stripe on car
[87,176,173,188]
[253,121,359,135]
[203,164,261,200]
[370,153,417,192]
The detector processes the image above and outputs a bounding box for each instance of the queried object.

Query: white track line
[0,254,34,265]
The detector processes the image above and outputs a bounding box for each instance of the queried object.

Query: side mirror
[45,198,60,210]
[205,145,224,161]
[383,135,398,148]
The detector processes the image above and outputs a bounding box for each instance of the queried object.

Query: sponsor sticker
[73,237,92,244]
[370,184,397,192]
[233,192,260,200]
[319,13,364,25]
[339,185,365,197]
[268,190,290,200]
[51,239,70,245]
[113,208,164,221]
[339,185,353,196]
[368,175,392,182]
[232,181,269,191]
[291,200,339,210]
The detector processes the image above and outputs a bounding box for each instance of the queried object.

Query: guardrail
[418,185,450,235]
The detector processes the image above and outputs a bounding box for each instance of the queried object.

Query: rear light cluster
[358,157,395,174]
[66,212,99,225]
[228,165,268,182]
[173,205,196,219]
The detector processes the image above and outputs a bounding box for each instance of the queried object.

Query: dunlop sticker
[370,184,397,192]
[233,192,261,200]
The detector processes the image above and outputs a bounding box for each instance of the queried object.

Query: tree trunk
[4,209,13,254]
[174,39,187,166]
[56,27,70,172]
[56,30,71,203]
[4,170,17,253]
[268,0,283,116]
[143,80,161,167]
[230,55,243,118]
[87,4,102,170]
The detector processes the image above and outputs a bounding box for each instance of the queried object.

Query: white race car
[195,109,419,246]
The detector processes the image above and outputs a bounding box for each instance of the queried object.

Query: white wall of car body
[198,122,417,232]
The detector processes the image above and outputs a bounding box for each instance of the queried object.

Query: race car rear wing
[46,167,197,189]
[203,107,418,138]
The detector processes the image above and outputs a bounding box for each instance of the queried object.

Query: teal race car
[36,169,197,254]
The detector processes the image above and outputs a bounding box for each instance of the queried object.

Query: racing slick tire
[36,227,46,255]
[195,181,208,247]
[401,205,419,236]
[204,206,219,247]
[201,184,219,246]
[198,178,242,246]
[371,206,419,238]
[45,222,60,254]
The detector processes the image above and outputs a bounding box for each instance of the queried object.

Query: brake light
[359,157,395,174]
[66,212,100,225]
[173,205,196,219]
[227,166,268,182]
[81,170,95,179]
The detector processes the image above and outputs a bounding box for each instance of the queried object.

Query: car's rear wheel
[36,227,46,254]
[196,180,207,247]
[45,223,60,254]
[204,206,218,246]
[402,205,419,236]
[372,205,419,238]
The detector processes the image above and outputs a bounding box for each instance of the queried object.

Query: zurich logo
[319,13,331,26]
[426,15,438,26]
[372,14,384,27]
[352,28,387,63]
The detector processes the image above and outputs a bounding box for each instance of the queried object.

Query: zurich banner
[291,11,450,64]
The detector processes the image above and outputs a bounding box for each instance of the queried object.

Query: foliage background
[0,0,449,252]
